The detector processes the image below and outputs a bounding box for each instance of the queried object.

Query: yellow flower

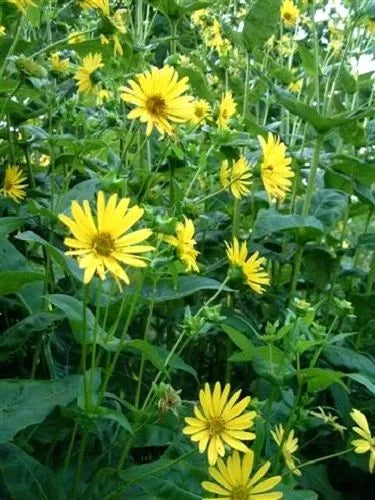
[225,237,248,268]
[38,154,50,167]
[288,79,303,93]
[58,191,154,286]
[310,407,346,438]
[50,52,70,73]
[0,26,6,37]
[202,450,283,500]
[165,217,199,273]
[217,91,236,129]
[258,133,294,201]
[120,65,194,137]
[280,0,300,28]
[100,34,123,56]
[0,166,28,203]
[351,408,375,473]
[68,31,86,44]
[243,253,270,295]
[74,53,104,95]
[191,99,211,125]
[220,156,252,199]
[191,8,210,27]
[183,382,256,465]
[271,424,301,476]
[7,0,35,14]
[225,238,270,294]
[80,0,109,17]
[367,19,375,35]
[96,89,111,105]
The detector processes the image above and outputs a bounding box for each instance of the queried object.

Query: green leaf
[300,368,346,392]
[357,233,375,249]
[347,373,375,396]
[0,376,81,443]
[251,209,324,241]
[146,0,209,19]
[0,216,27,238]
[297,42,317,77]
[308,189,347,231]
[331,155,375,185]
[303,248,335,289]
[0,444,61,500]
[252,346,295,383]
[221,325,255,359]
[127,340,164,371]
[300,464,342,500]
[0,313,60,361]
[0,271,44,295]
[95,406,133,434]
[323,346,375,380]
[243,0,281,53]
[137,276,231,303]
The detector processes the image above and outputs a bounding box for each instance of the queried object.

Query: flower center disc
[208,417,224,435]
[4,181,13,191]
[146,95,166,117]
[284,12,292,20]
[231,486,248,500]
[93,232,114,256]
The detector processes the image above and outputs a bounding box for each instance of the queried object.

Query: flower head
[191,99,211,125]
[80,0,109,17]
[225,238,270,294]
[96,89,112,105]
[74,53,104,95]
[281,0,300,28]
[120,65,193,136]
[1,166,28,203]
[202,450,283,499]
[271,424,301,476]
[220,157,252,199]
[191,8,210,28]
[7,0,35,14]
[50,52,70,73]
[288,79,303,93]
[183,382,256,465]
[58,191,154,286]
[258,133,294,201]
[225,237,248,268]
[165,217,199,273]
[351,408,375,473]
[0,26,6,37]
[217,91,236,129]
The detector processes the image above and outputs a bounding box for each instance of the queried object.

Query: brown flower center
[284,12,292,20]
[208,417,225,435]
[92,232,114,256]
[4,180,13,191]
[195,106,204,118]
[264,164,274,173]
[146,95,166,117]
[231,486,248,500]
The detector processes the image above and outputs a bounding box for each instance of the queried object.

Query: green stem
[366,252,375,295]
[170,19,178,54]
[135,0,143,44]
[291,448,353,475]
[302,134,324,217]
[232,197,240,238]
[30,28,96,59]
[0,16,24,80]
[72,430,88,500]
[242,54,250,119]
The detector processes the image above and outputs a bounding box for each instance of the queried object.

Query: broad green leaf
[252,346,295,383]
[243,0,281,53]
[94,406,133,434]
[221,325,255,358]
[251,209,324,241]
[303,248,335,288]
[0,444,61,500]
[300,368,346,392]
[146,0,209,19]
[347,373,375,396]
[177,66,212,101]
[0,271,44,295]
[300,464,342,500]
[357,233,375,249]
[0,376,81,443]
[279,486,318,500]
[323,346,375,380]
[331,155,375,185]
[127,340,164,371]
[0,216,27,237]
[0,313,60,361]
[297,42,317,77]
[308,189,347,231]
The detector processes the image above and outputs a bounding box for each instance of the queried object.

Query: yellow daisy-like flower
[288,79,303,94]
[191,99,211,125]
[96,89,112,105]
[0,26,6,37]
[100,34,123,57]
[68,31,86,44]
[1,166,28,203]
[74,53,104,95]
[80,0,109,17]
[7,0,35,14]
[220,157,252,199]
[120,65,194,136]
[225,238,270,294]
[280,0,300,28]
[225,237,248,268]
[58,191,154,286]
[202,450,283,500]
[242,252,270,295]
[183,382,256,466]
[258,133,294,201]
[165,217,200,273]
[191,8,210,28]
[217,91,236,129]
[271,424,301,476]
[351,408,375,474]
[49,53,70,73]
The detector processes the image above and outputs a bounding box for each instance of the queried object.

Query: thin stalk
[242,54,250,119]
[72,430,88,500]
[0,16,24,79]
